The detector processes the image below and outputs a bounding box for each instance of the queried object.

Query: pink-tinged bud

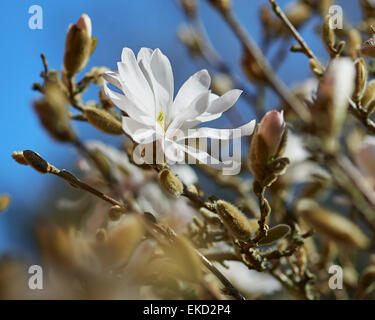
[320,58,355,116]
[249,110,288,184]
[313,58,355,151]
[258,110,286,157]
[63,14,94,76]
[354,136,375,186]
[76,14,92,38]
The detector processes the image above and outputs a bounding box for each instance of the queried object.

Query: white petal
[150,49,174,111]
[170,142,236,170]
[189,89,242,125]
[122,117,160,144]
[102,71,122,89]
[206,89,242,115]
[166,91,210,135]
[171,69,211,119]
[175,120,256,141]
[137,47,153,63]
[118,48,155,111]
[103,83,154,125]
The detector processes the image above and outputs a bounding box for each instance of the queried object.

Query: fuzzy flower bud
[208,0,232,11]
[159,169,184,198]
[177,25,204,57]
[11,151,28,166]
[63,14,94,76]
[241,49,267,84]
[297,199,369,249]
[84,107,123,135]
[216,200,257,241]
[348,29,362,59]
[76,14,92,37]
[33,83,76,143]
[361,79,375,108]
[285,1,312,29]
[22,150,58,174]
[249,110,287,183]
[313,58,355,151]
[258,110,286,157]
[354,58,367,103]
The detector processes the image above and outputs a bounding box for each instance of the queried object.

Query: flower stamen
[157,111,165,131]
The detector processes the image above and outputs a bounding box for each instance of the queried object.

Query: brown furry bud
[361,79,375,108]
[22,150,56,174]
[64,14,93,76]
[58,170,81,188]
[318,0,334,16]
[348,29,362,59]
[181,0,197,18]
[354,58,367,103]
[249,110,287,183]
[322,15,336,53]
[177,25,204,57]
[297,199,370,249]
[216,200,256,241]
[34,83,76,143]
[11,151,28,166]
[159,169,183,198]
[241,49,267,84]
[285,2,312,29]
[186,184,198,196]
[209,0,232,11]
[84,107,123,135]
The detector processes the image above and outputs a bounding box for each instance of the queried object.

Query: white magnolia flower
[103,47,255,168]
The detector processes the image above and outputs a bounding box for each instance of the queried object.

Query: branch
[208,3,312,123]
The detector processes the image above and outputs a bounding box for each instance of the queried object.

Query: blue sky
[0,0,359,254]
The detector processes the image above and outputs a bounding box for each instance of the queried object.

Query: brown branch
[268,0,322,67]
[209,4,312,123]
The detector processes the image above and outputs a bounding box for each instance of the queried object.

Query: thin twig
[40,53,49,74]
[211,5,312,123]
[268,0,323,68]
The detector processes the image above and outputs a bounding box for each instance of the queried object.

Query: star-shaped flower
[103,47,255,168]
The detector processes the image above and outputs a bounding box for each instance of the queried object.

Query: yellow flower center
[157,111,165,131]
